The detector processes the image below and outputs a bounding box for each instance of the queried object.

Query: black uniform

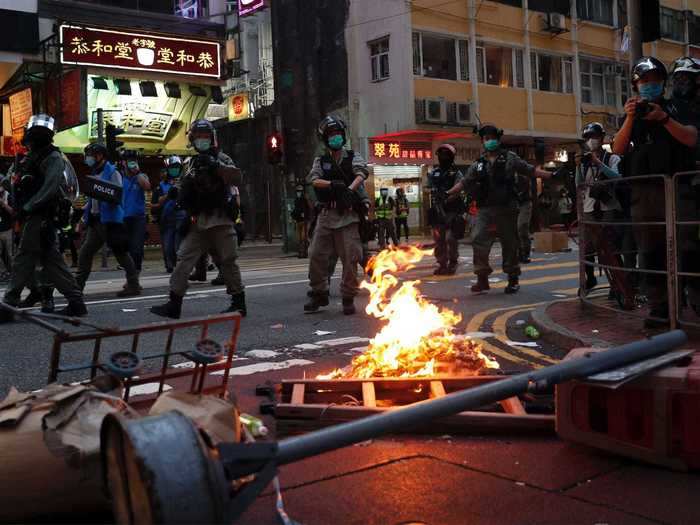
[427,165,465,272]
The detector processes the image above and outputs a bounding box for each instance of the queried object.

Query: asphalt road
[0,242,590,398]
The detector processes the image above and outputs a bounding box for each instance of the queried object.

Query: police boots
[19,289,42,308]
[117,280,142,298]
[304,291,330,313]
[56,300,88,317]
[471,275,490,294]
[150,292,183,319]
[342,297,356,315]
[505,275,520,294]
[41,288,55,314]
[223,292,247,317]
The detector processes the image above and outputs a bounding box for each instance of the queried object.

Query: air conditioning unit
[543,12,567,33]
[457,102,473,125]
[425,98,446,123]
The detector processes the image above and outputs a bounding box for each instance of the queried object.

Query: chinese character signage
[60,25,221,79]
[89,107,174,142]
[9,88,33,132]
[46,69,88,131]
[228,93,251,122]
[239,0,266,16]
[369,140,432,164]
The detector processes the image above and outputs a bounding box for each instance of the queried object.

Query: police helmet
[435,143,456,158]
[631,56,668,88]
[187,118,218,148]
[670,56,700,77]
[317,115,347,143]
[475,123,504,138]
[582,122,605,139]
[84,142,109,157]
[26,114,56,134]
[121,149,139,160]
[164,155,182,167]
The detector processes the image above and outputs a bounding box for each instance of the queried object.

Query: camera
[635,100,652,119]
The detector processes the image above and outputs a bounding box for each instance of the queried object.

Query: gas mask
[672,74,696,100]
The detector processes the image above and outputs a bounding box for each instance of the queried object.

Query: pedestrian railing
[577,171,700,330]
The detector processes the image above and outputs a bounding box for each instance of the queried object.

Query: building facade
[346,0,700,231]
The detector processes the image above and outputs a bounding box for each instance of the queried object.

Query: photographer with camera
[575,122,621,291]
[151,119,245,319]
[613,56,698,328]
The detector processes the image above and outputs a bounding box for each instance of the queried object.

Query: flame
[319,246,499,379]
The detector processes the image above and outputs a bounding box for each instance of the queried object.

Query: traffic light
[266,132,283,165]
[106,123,125,162]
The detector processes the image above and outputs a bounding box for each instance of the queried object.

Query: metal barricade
[577,170,700,330]
[672,171,700,329]
[47,312,242,402]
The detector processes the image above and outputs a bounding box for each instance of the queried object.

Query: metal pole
[628,0,644,64]
[276,330,687,465]
[97,107,104,143]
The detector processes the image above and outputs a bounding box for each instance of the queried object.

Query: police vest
[474,152,514,207]
[315,150,355,204]
[375,197,393,219]
[429,166,458,192]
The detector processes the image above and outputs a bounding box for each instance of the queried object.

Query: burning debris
[319,246,499,379]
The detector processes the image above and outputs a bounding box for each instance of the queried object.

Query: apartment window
[690,15,700,45]
[660,7,685,42]
[369,37,390,81]
[580,58,626,107]
[531,52,573,93]
[578,0,614,26]
[528,0,570,16]
[476,43,525,88]
[412,32,468,81]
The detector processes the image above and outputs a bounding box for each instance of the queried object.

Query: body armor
[315,150,356,207]
[180,153,230,217]
[472,152,514,207]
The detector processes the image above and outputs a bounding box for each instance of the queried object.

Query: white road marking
[245,350,280,359]
[294,343,324,350]
[315,336,370,347]
[210,359,314,376]
[129,382,173,396]
[464,331,496,339]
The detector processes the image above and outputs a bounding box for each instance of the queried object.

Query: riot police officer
[0,114,86,321]
[305,115,368,315]
[427,144,465,275]
[151,119,245,319]
[463,124,552,294]
[613,57,698,328]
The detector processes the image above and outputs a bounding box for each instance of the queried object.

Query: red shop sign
[369,140,433,163]
[59,25,221,78]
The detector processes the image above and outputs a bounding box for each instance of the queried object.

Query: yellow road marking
[552,287,580,295]
[491,308,559,364]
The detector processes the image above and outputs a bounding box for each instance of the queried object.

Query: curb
[531,298,611,349]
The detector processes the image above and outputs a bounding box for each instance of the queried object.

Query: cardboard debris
[149,390,241,444]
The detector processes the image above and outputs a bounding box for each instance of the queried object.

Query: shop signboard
[369,140,432,164]
[60,25,221,79]
[228,92,251,121]
[8,88,32,133]
[239,0,266,16]
[89,107,174,141]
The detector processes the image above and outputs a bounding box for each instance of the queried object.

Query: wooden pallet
[275,376,555,436]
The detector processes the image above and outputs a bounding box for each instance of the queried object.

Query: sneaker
[471,275,490,293]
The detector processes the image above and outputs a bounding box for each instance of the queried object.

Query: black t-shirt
[627,98,697,176]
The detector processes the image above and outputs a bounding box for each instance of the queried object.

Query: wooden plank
[361,382,376,408]
[291,383,305,405]
[430,381,446,398]
[274,403,555,437]
[499,397,526,415]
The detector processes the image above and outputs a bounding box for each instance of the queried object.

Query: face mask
[484,139,500,152]
[167,167,180,178]
[586,138,601,151]
[127,161,138,171]
[327,135,344,150]
[85,156,96,167]
[672,76,695,99]
[193,138,212,152]
[638,82,664,100]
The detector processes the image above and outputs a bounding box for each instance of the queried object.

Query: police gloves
[330,180,347,194]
